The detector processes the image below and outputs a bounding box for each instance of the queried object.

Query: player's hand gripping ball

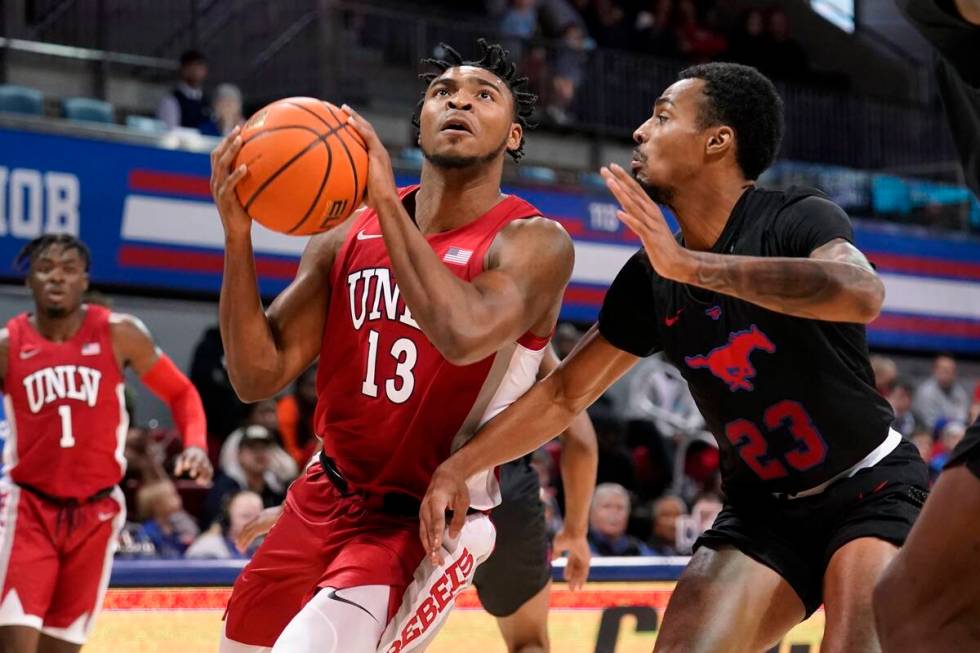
[233,97,369,235]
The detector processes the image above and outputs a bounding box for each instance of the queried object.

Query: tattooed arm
[601,164,884,324]
[679,238,884,323]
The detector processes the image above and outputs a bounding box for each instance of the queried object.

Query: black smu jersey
[599,187,895,494]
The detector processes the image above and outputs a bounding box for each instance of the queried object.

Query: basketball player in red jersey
[0,234,212,653]
[212,40,574,653]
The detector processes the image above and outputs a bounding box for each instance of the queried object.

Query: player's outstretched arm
[111,314,213,484]
[540,346,597,591]
[419,327,638,562]
[211,129,355,400]
[346,107,574,364]
[602,164,885,324]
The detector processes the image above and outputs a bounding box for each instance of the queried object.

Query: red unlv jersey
[4,305,128,499]
[316,186,551,508]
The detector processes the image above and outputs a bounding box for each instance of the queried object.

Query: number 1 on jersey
[362,329,418,403]
[58,405,75,448]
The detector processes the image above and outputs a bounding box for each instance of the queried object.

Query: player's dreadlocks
[14,234,91,274]
[412,38,537,163]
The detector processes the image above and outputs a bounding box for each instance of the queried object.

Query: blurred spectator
[728,8,768,70]
[158,49,211,130]
[501,0,539,60]
[541,487,564,539]
[910,428,933,465]
[691,492,723,533]
[673,0,728,63]
[553,322,582,359]
[204,425,287,527]
[970,382,980,423]
[220,399,298,486]
[278,366,320,465]
[631,0,679,57]
[200,84,244,137]
[124,426,167,483]
[588,483,652,556]
[760,8,810,82]
[530,447,557,493]
[186,491,263,559]
[546,23,591,125]
[190,325,246,446]
[135,480,200,558]
[648,494,686,555]
[591,407,637,493]
[889,379,918,438]
[929,420,967,478]
[586,0,631,49]
[913,355,970,429]
[870,354,898,396]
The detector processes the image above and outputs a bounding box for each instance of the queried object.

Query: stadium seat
[126,115,168,133]
[62,97,115,124]
[0,85,44,116]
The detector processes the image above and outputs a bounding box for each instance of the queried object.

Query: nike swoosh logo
[356,230,383,241]
[19,349,39,360]
[664,308,685,327]
[323,588,378,622]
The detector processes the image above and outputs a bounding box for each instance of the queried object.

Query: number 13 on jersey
[361,329,418,404]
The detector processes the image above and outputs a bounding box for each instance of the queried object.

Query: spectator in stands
[631,0,680,57]
[673,0,728,63]
[913,354,970,429]
[190,325,246,446]
[157,49,211,130]
[648,494,685,555]
[690,492,723,535]
[277,366,319,465]
[553,322,582,358]
[135,479,200,558]
[200,83,244,137]
[728,8,768,70]
[910,427,933,465]
[588,483,652,556]
[546,22,591,125]
[929,420,967,479]
[592,406,637,493]
[204,425,286,527]
[500,0,539,60]
[889,379,918,438]
[870,354,898,396]
[220,399,299,487]
[760,8,810,82]
[186,490,264,559]
[542,488,565,539]
[585,0,631,49]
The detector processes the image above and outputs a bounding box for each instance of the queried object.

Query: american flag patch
[81,342,101,356]
[442,247,473,265]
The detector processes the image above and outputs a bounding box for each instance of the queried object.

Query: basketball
[233,97,368,235]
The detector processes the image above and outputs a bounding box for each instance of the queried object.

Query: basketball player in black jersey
[873,2,980,650]
[420,62,929,652]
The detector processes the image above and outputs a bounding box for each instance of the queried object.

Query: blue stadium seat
[126,115,167,133]
[0,85,44,116]
[62,97,114,124]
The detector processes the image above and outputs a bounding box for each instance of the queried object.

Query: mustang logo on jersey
[684,325,776,392]
[347,268,422,332]
[22,365,103,413]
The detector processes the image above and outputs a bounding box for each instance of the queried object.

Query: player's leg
[653,545,805,653]
[271,586,390,653]
[874,465,980,652]
[492,582,551,653]
[0,486,59,653]
[40,489,125,649]
[820,537,896,653]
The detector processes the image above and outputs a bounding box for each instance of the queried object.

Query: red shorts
[0,481,125,644]
[224,463,429,647]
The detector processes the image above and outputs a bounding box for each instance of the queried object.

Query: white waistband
[774,428,903,500]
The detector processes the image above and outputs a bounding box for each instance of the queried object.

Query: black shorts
[473,461,551,617]
[944,419,980,479]
[695,440,929,617]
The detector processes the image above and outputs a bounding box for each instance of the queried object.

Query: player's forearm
[219,234,284,400]
[680,251,884,323]
[558,412,598,537]
[374,194,494,362]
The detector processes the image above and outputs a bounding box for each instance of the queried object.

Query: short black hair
[678,63,783,180]
[412,38,537,163]
[179,49,206,67]
[15,234,91,273]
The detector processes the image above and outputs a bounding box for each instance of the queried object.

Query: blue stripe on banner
[856,222,980,264]
[869,330,980,354]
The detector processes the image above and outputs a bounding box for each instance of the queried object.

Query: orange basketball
[234,97,368,235]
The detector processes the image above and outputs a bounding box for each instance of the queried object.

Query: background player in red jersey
[212,40,574,652]
[421,62,928,653]
[0,234,212,653]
